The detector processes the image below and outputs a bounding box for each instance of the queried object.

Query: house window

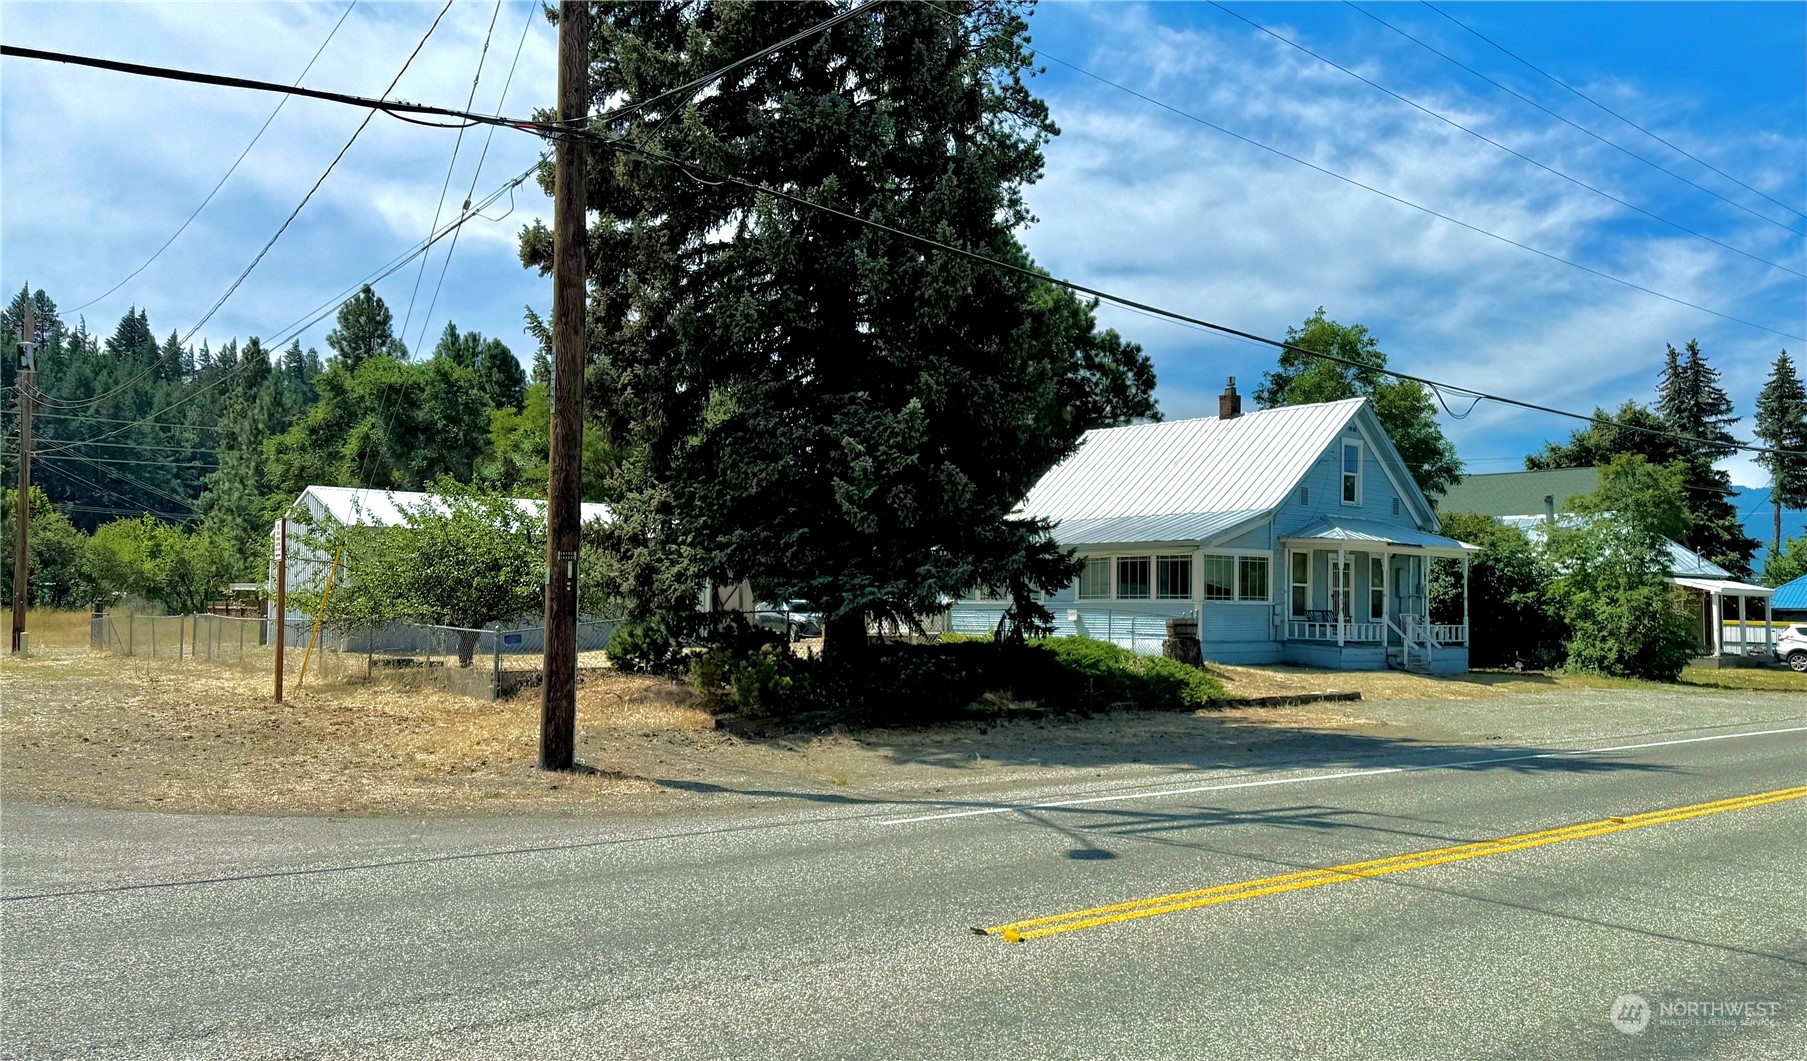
[1077,557,1110,600]
[1342,442,1362,506]
[1238,556,1270,602]
[1201,556,1234,601]
[1156,555,1192,600]
[1290,552,1309,617]
[1370,556,1385,620]
[1117,557,1151,600]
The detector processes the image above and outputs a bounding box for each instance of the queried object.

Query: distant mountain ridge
[1732,486,1806,576]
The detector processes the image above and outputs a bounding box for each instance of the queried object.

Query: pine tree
[526,1,1159,654]
[325,285,405,370]
[1754,350,1807,556]
[1654,339,1757,575]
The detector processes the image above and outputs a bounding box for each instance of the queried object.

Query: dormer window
[1341,441,1362,506]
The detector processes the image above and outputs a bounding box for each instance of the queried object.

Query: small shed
[1772,574,1807,622]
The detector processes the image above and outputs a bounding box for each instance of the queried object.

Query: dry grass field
[3,610,1799,817]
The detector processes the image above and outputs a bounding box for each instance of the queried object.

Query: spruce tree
[1655,339,1757,575]
[1754,350,1807,556]
[524,0,1159,655]
[325,285,405,370]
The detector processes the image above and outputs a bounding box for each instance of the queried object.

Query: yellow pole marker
[978,786,1806,943]
[296,548,342,691]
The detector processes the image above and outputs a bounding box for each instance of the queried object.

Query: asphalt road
[3,697,1805,1060]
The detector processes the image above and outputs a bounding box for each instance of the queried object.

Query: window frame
[1289,550,1310,618]
[1237,555,1270,604]
[1200,555,1234,602]
[1077,557,1111,600]
[1341,440,1362,507]
[1115,556,1153,601]
[1156,555,1195,601]
[1369,555,1385,620]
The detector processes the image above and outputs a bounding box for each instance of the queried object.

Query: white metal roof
[1283,517,1480,554]
[293,486,611,528]
[1499,515,1732,578]
[1672,577,1773,596]
[1020,398,1371,532]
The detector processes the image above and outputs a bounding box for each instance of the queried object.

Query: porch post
[1381,551,1391,643]
[1712,592,1723,655]
[1336,546,1346,647]
[1736,594,1745,653]
[1461,555,1470,645]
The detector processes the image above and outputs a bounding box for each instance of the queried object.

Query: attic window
[1392,498,1400,516]
[1298,485,1309,505]
[1341,442,1362,506]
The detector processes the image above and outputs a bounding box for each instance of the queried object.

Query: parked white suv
[1776,624,1807,673]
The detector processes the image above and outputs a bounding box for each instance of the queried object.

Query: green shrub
[606,615,684,675]
[1561,585,1697,681]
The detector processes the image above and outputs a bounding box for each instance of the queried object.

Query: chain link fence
[92,612,622,701]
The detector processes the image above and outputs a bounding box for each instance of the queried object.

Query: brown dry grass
[1212,661,1806,701]
[17,608,94,649]
[0,647,712,815]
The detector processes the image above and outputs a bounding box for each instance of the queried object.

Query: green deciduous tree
[1764,535,1807,587]
[1543,515,1697,681]
[0,488,104,608]
[1429,511,1564,669]
[1568,453,1692,544]
[1754,350,1807,556]
[1255,308,1462,498]
[529,0,1159,658]
[301,490,545,664]
[86,516,234,614]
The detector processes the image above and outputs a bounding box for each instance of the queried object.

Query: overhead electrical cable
[413,0,539,356]
[401,0,504,353]
[66,1,359,315]
[17,0,455,413]
[614,135,1807,459]
[1344,1,1807,238]
[1419,1,1807,226]
[1210,1,1803,277]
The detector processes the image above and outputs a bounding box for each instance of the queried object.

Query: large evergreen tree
[325,285,406,370]
[1655,339,1756,575]
[1754,350,1807,556]
[1255,308,1462,498]
[525,0,1158,655]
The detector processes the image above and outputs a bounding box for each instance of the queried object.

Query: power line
[414,0,539,357]
[1347,3,1807,239]
[31,411,233,432]
[1419,1,1807,226]
[1210,1,1803,277]
[1010,36,1805,343]
[19,1,456,413]
[611,135,1807,460]
[401,0,504,354]
[51,161,542,453]
[66,2,359,315]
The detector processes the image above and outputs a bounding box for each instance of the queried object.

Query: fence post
[492,629,502,696]
[177,615,185,662]
[128,613,135,657]
[150,617,157,660]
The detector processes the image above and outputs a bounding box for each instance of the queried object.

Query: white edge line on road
[875,724,1807,825]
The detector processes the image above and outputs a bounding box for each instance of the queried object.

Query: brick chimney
[1219,377,1242,420]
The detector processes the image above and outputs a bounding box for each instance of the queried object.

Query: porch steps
[1386,648,1431,674]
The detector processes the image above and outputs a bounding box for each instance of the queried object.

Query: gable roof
[1772,574,1807,611]
[1497,514,1731,578]
[1018,397,1434,542]
[1438,467,1601,518]
[293,486,611,528]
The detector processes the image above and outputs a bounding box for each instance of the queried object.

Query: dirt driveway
[2,647,1800,817]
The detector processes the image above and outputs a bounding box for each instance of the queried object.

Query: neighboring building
[1490,513,1777,664]
[948,384,1480,673]
[272,486,612,626]
[1772,574,1807,623]
[1438,467,1600,522]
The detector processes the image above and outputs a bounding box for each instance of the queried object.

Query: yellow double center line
[977,785,1807,943]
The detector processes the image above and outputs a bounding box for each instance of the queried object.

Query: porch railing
[1430,624,1467,645]
[1286,620,1384,642]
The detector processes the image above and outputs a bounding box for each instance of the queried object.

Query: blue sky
[3,1,1804,489]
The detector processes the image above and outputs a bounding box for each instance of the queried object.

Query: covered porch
[1672,577,1777,668]
[1279,518,1481,673]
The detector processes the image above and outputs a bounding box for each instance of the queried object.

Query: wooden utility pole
[273,517,287,702]
[11,300,36,654]
[541,0,588,771]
